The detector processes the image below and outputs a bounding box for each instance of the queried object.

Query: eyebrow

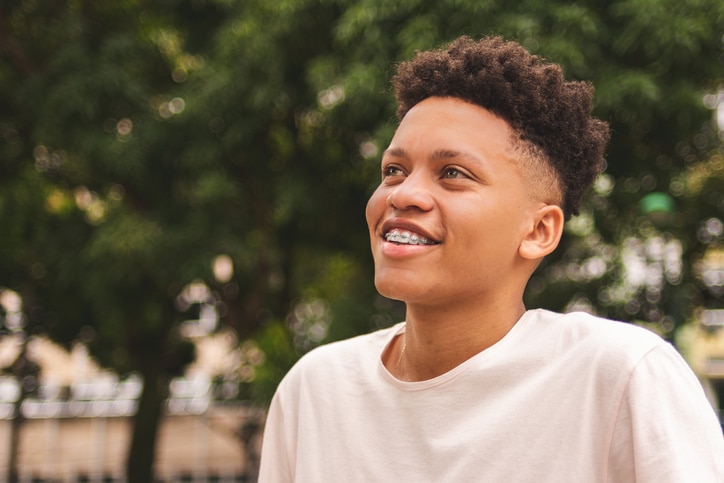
[382,147,484,164]
[382,147,408,160]
[383,148,492,177]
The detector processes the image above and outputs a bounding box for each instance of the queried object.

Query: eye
[442,167,466,179]
[382,164,404,178]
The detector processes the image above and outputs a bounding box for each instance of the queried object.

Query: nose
[386,173,434,212]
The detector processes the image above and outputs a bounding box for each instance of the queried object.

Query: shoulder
[275,324,400,393]
[529,308,665,345]
[298,323,399,365]
[524,308,672,369]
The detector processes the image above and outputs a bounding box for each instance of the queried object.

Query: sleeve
[607,341,724,482]
[257,380,296,483]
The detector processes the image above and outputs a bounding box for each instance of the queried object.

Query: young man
[258,36,724,482]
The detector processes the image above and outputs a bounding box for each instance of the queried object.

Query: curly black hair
[392,36,610,220]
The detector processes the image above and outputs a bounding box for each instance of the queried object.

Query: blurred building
[679,308,724,420]
[0,332,262,483]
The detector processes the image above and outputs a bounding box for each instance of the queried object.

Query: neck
[393,297,526,382]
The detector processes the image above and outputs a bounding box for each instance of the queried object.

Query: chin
[374,273,428,303]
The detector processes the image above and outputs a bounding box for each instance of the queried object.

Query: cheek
[365,188,386,231]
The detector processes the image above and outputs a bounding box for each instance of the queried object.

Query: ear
[519,204,565,260]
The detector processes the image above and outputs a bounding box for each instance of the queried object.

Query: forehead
[387,97,518,166]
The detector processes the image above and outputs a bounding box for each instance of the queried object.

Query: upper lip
[380,218,441,243]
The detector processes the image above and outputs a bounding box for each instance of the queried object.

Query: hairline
[396,94,564,208]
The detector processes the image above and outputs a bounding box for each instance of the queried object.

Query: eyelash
[382,165,403,177]
[381,165,469,180]
[442,167,463,179]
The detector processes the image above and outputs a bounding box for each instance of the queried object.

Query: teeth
[384,229,435,245]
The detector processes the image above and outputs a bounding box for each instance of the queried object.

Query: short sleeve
[608,342,724,482]
[258,381,295,483]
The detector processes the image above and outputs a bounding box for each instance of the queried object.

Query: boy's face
[366,97,543,306]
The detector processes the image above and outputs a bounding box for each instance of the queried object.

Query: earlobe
[519,205,564,260]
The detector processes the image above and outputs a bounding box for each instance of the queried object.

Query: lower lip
[381,240,437,257]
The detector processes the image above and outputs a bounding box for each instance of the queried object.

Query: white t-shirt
[258,309,724,482]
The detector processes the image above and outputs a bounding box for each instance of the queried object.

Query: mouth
[384,229,440,246]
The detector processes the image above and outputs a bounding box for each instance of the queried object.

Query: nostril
[387,184,434,212]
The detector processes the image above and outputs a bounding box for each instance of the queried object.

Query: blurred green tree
[1,1,378,480]
[0,0,722,480]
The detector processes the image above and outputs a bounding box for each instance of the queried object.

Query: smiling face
[366,97,557,308]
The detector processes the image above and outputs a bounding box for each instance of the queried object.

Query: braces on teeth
[385,229,435,245]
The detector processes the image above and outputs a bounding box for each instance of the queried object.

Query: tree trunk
[125,363,168,483]
[6,338,32,483]
[7,395,23,483]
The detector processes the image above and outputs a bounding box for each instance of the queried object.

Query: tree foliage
[0,0,722,480]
